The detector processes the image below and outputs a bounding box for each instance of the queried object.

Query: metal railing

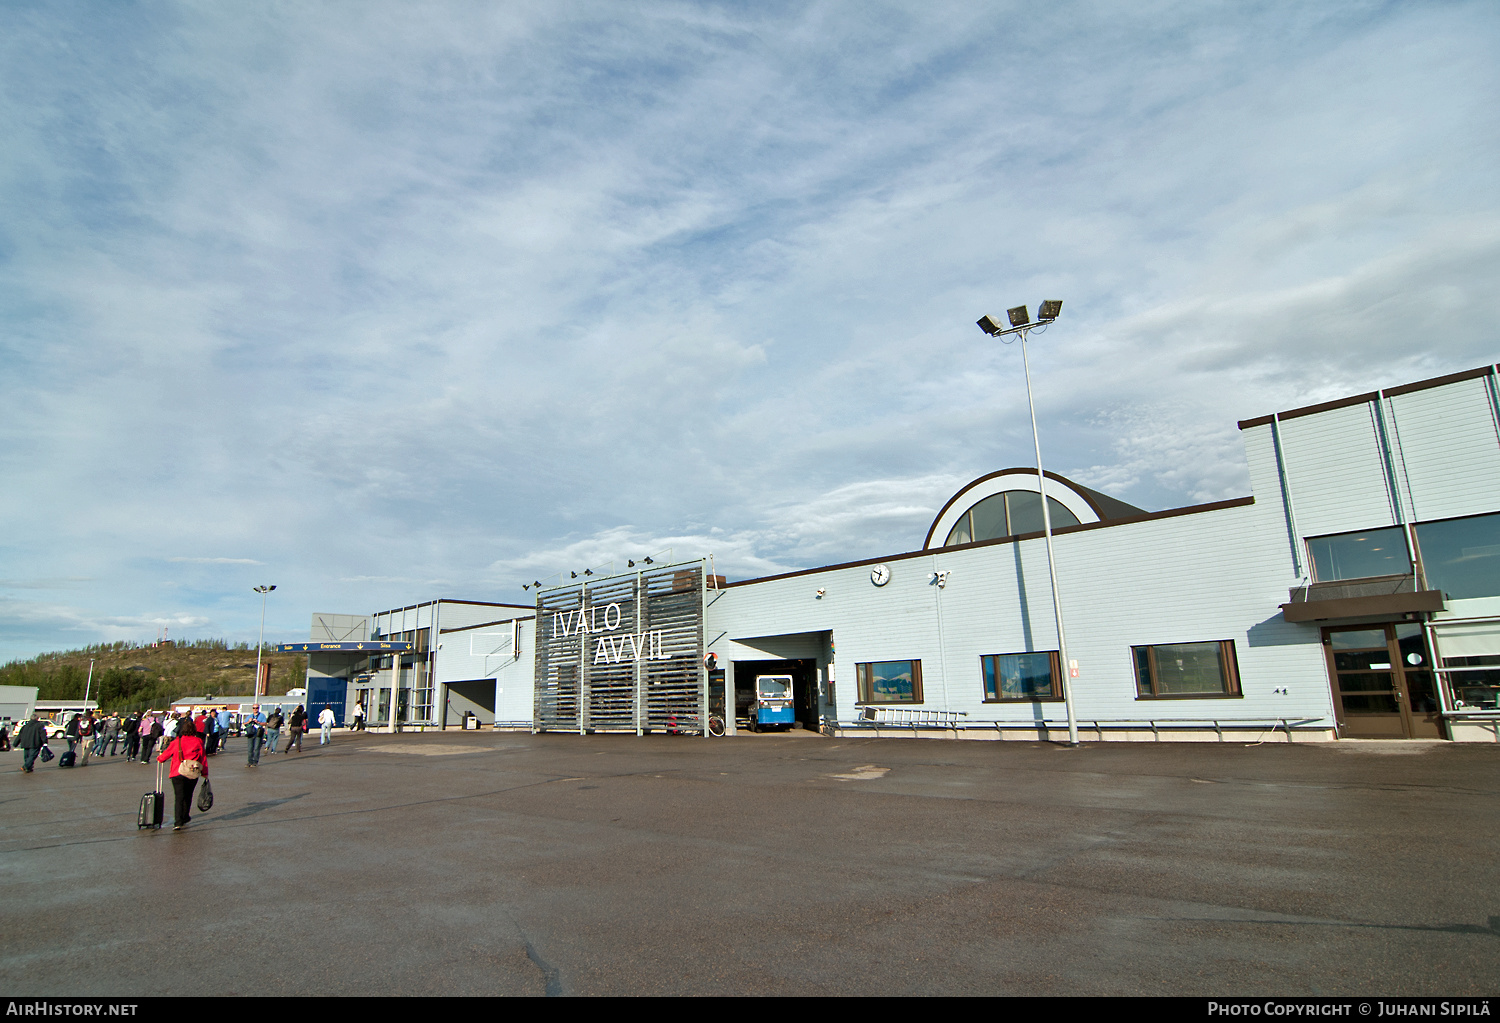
[838,713,1332,741]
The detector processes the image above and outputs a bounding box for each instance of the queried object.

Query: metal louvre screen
[533,561,706,734]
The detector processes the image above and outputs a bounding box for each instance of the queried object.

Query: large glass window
[857,660,923,704]
[1307,527,1411,582]
[944,491,1081,546]
[982,652,1061,701]
[1414,513,1500,600]
[1133,641,1241,698]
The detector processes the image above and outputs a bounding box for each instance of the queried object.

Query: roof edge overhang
[1280,591,1446,623]
[1238,364,1499,431]
[724,495,1255,590]
[276,642,411,652]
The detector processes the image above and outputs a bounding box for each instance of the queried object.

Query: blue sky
[2,1,1497,661]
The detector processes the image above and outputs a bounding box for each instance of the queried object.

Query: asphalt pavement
[2,729,1497,996]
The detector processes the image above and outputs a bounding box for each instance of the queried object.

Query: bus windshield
[756,675,792,699]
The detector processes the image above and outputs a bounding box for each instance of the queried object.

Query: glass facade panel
[941,490,1082,547]
[1341,693,1400,714]
[858,660,922,704]
[1307,527,1411,582]
[1415,513,1500,599]
[1336,672,1394,692]
[945,516,972,546]
[1444,655,1500,709]
[1330,629,1387,650]
[1151,642,1228,694]
[1136,641,1238,697]
[1004,492,1080,535]
[969,494,1009,543]
[1333,650,1394,671]
[982,652,1058,700]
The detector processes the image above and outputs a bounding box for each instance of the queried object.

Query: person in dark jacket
[286,705,306,753]
[140,714,163,764]
[16,714,49,773]
[122,712,141,761]
[157,717,208,830]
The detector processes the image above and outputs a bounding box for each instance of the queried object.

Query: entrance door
[1324,624,1444,738]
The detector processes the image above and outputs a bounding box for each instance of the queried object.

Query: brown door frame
[1323,623,1419,738]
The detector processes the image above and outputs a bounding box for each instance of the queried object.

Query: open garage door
[732,658,818,732]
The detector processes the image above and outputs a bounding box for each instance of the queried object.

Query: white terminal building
[281,363,1500,743]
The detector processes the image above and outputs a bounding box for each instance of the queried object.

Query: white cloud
[1,1,1496,660]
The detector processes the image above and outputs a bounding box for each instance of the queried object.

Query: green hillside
[0,640,308,712]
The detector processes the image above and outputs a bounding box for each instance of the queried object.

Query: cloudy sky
[2,1,1496,661]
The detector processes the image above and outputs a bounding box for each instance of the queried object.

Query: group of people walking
[9,702,338,773]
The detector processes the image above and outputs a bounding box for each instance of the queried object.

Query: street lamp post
[977,301,1080,746]
[253,585,277,702]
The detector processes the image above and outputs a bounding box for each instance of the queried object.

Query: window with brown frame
[981,652,1061,701]
[856,660,923,704]
[1133,640,1241,698]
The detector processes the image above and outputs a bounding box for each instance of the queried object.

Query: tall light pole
[977,301,1080,746]
[253,585,277,701]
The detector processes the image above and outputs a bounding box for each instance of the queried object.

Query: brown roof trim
[372,598,532,618]
[1384,364,1496,397]
[922,468,1123,549]
[440,599,533,609]
[1239,364,1499,431]
[439,615,536,635]
[726,495,1255,589]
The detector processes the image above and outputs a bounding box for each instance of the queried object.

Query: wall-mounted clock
[870,564,891,587]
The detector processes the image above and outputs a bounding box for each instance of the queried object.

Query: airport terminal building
[282,364,1500,743]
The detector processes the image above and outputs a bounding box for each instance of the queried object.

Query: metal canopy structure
[534,560,708,735]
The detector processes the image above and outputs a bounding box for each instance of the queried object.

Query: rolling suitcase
[138,760,164,830]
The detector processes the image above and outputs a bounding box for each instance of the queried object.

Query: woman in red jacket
[157,716,209,831]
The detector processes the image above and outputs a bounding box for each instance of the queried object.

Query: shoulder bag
[178,743,203,779]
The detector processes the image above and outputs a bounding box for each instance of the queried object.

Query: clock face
[870,564,891,587]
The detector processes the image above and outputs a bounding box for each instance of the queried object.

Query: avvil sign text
[551,604,667,665]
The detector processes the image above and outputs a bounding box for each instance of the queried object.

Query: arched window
[943,491,1080,546]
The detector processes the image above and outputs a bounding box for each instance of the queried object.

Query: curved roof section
[923,468,1146,550]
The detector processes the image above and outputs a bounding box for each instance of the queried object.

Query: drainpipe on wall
[1270,413,1305,583]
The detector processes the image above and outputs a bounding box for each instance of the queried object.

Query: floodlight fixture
[533,580,541,588]
[570,571,578,579]
[977,314,1004,336]
[584,569,593,576]
[628,559,635,567]
[643,556,654,564]
[971,298,1079,746]
[252,584,277,701]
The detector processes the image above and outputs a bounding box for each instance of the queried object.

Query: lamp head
[1037,300,1062,321]
[1007,305,1030,328]
[976,314,1004,336]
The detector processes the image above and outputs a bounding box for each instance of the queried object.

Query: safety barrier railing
[836,715,1332,741]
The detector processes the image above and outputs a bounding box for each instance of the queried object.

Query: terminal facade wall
[313,365,1499,740]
